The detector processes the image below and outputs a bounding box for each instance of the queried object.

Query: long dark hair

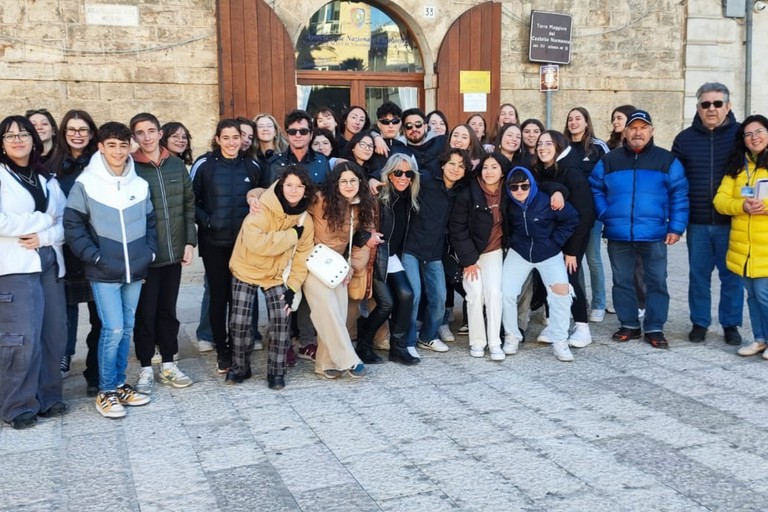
[340,105,370,139]
[495,123,523,160]
[47,109,99,176]
[321,161,376,232]
[726,114,768,177]
[445,123,485,161]
[520,118,545,153]
[275,164,317,211]
[210,119,241,152]
[339,130,375,165]
[160,121,193,165]
[0,115,46,173]
[607,104,636,150]
[564,107,598,158]
[311,128,339,158]
[532,130,570,178]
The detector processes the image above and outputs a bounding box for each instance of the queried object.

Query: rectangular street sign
[529,11,572,65]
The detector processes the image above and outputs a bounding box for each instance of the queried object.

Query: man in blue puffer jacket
[672,82,743,345]
[590,110,689,349]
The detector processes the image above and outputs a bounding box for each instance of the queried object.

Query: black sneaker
[612,327,642,342]
[724,326,742,346]
[38,402,68,418]
[60,355,71,378]
[8,411,37,429]
[688,325,707,342]
[644,331,669,349]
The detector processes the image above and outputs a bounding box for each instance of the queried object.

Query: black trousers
[134,264,183,366]
[82,301,102,386]
[200,244,234,359]
[360,271,413,343]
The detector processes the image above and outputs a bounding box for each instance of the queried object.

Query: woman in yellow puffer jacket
[714,114,768,358]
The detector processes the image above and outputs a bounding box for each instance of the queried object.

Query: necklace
[11,168,38,187]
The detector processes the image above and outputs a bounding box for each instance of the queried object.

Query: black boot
[356,317,384,364]
[388,337,419,366]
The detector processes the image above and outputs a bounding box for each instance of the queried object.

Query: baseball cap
[627,110,653,126]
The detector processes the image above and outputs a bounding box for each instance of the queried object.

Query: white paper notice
[463,93,487,113]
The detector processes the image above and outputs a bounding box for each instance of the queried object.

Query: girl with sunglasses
[356,153,421,366]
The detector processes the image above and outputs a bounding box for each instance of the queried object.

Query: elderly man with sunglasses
[672,82,744,345]
[267,109,330,186]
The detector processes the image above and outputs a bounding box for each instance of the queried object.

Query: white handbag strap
[348,209,354,264]
[284,211,308,284]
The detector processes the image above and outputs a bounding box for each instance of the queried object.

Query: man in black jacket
[672,82,743,345]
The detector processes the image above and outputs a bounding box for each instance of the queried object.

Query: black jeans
[200,244,234,359]
[361,271,413,343]
[134,264,182,366]
[82,301,102,386]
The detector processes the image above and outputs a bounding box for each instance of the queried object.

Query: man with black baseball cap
[589,109,689,348]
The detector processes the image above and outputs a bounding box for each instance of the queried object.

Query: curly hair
[321,161,376,232]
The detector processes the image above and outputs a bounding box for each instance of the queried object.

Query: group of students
[3,90,768,429]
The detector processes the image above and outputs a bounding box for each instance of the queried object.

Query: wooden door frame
[297,71,425,108]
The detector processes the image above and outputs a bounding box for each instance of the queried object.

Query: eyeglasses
[2,132,32,143]
[339,178,359,187]
[66,127,91,136]
[378,118,401,126]
[286,128,311,136]
[744,128,767,139]
[404,122,424,130]
[357,141,374,150]
[170,133,188,141]
[699,101,725,109]
[509,183,531,192]
[392,169,415,178]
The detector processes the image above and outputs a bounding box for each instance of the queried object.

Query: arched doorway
[295,1,425,120]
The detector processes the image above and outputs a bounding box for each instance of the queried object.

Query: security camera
[756,1,767,12]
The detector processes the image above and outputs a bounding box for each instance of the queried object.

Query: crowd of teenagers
[2,81,767,429]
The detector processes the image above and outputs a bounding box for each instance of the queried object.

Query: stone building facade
[1,0,765,152]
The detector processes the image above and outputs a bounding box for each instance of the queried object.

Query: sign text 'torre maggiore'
[529,11,572,65]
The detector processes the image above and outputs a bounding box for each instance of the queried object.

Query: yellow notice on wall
[459,71,491,94]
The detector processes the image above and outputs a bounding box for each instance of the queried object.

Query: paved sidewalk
[2,243,767,511]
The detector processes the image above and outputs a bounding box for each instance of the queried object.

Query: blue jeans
[65,303,79,356]
[607,240,668,332]
[584,220,606,310]
[91,281,143,391]
[196,275,213,341]
[744,278,768,341]
[402,254,446,347]
[686,224,744,328]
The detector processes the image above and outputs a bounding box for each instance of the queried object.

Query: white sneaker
[588,309,605,322]
[489,346,506,361]
[418,338,449,352]
[502,337,520,355]
[568,322,593,348]
[606,305,616,314]
[469,346,485,358]
[457,324,469,334]
[136,367,155,395]
[197,340,215,352]
[638,308,646,318]
[151,348,161,365]
[553,341,574,362]
[537,325,553,344]
[438,324,455,342]
[737,341,767,357]
[158,363,193,388]
[407,346,421,359]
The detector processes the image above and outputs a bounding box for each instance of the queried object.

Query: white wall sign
[463,93,487,113]
[85,4,140,26]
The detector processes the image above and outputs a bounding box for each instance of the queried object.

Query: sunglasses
[392,169,415,178]
[404,122,424,130]
[508,183,530,192]
[378,118,401,126]
[286,128,311,136]
[699,101,725,109]
[25,108,50,116]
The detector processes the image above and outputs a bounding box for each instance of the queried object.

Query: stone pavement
[2,243,768,512]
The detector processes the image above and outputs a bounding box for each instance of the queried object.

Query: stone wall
[2,0,758,150]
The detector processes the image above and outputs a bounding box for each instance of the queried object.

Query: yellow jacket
[229,182,314,291]
[713,154,768,278]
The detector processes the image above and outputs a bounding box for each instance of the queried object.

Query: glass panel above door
[365,86,418,117]
[297,1,424,73]
[301,85,351,120]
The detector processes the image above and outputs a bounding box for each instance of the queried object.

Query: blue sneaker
[346,363,367,378]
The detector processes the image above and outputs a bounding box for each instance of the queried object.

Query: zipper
[629,152,638,241]
[117,180,132,283]
[154,162,174,262]
[523,208,533,261]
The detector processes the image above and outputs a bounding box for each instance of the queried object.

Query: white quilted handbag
[306,243,350,289]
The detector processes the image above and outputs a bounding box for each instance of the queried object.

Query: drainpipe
[746,1,753,117]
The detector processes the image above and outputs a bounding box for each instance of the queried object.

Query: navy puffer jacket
[672,111,739,226]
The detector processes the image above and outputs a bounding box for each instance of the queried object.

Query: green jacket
[133,149,196,266]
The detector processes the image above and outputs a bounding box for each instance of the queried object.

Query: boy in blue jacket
[500,167,579,361]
